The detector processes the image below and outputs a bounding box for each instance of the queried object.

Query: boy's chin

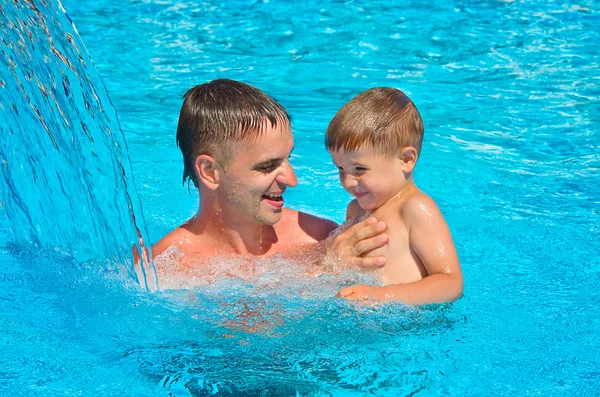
[357,195,385,211]
[357,199,377,211]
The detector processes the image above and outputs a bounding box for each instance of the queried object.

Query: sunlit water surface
[1,0,599,395]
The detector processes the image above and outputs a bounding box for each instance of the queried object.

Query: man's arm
[338,195,463,304]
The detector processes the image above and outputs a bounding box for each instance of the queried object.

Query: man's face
[217,122,297,226]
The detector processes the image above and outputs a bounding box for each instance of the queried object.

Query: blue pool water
[1,0,599,395]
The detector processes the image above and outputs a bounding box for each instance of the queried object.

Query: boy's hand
[337,284,386,301]
[328,217,388,268]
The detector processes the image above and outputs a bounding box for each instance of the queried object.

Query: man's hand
[327,217,388,269]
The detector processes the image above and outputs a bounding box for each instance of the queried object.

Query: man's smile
[262,192,284,208]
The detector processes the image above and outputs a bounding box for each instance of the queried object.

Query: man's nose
[277,162,298,188]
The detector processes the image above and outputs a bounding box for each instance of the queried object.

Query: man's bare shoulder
[277,208,338,243]
[152,222,197,259]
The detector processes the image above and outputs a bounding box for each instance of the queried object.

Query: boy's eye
[355,167,368,173]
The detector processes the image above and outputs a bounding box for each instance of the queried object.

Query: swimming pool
[1,0,599,395]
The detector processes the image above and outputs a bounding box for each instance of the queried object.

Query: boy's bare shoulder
[400,190,443,224]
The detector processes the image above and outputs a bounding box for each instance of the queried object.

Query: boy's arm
[338,195,463,305]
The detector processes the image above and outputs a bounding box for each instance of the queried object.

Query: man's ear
[195,155,222,191]
[400,146,418,173]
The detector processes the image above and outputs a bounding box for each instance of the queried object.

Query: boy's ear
[400,146,418,173]
[194,154,223,191]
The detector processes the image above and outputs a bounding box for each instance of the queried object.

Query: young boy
[326,88,463,305]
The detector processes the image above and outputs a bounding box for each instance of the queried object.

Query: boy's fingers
[353,234,388,256]
[352,256,386,269]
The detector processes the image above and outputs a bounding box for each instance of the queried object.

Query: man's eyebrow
[254,148,294,166]
[252,158,283,169]
[256,158,282,165]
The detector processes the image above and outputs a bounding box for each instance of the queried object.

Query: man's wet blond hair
[326,87,424,157]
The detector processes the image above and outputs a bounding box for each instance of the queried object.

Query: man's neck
[190,200,277,256]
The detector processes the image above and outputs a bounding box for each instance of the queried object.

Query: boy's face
[216,122,297,226]
[329,146,407,211]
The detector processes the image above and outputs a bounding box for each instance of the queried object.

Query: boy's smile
[329,146,410,211]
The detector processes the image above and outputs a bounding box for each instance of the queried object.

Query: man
[152,79,388,274]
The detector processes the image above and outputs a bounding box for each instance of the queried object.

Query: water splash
[0,0,156,289]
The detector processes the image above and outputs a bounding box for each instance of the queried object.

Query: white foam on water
[154,242,382,297]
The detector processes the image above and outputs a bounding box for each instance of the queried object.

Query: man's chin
[257,209,283,226]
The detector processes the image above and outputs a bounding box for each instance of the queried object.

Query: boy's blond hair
[325,87,424,157]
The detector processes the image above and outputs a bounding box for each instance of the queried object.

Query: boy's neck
[369,179,417,213]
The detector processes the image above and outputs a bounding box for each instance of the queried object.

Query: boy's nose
[277,162,298,188]
[342,172,357,188]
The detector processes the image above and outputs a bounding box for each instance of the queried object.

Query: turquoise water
[1,0,599,395]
